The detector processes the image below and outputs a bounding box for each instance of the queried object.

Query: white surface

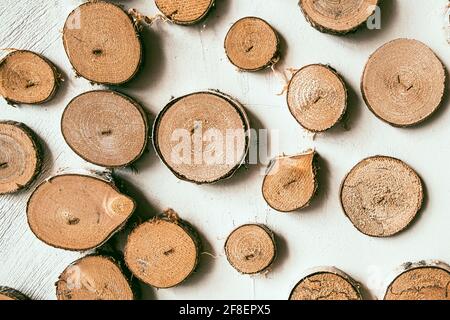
[0,0,449,300]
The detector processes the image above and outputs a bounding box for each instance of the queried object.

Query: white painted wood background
[1,0,449,300]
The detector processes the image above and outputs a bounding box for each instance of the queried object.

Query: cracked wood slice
[362,39,446,127]
[0,121,41,195]
[27,174,135,251]
[56,255,134,300]
[63,1,142,85]
[225,224,276,274]
[0,287,29,300]
[287,64,347,132]
[340,156,423,237]
[154,0,214,25]
[299,0,379,35]
[224,17,280,71]
[0,50,58,104]
[290,267,362,300]
[61,90,148,168]
[124,210,201,288]
[153,91,250,184]
[262,150,317,212]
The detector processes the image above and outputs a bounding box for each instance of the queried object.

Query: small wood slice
[0,50,58,104]
[289,267,362,300]
[362,39,446,127]
[225,224,276,274]
[0,121,41,195]
[299,0,379,35]
[56,255,134,300]
[63,1,142,85]
[61,90,148,168]
[153,91,250,184]
[154,0,214,25]
[0,287,29,300]
[27,174,135,251]
[287,64,347,132]
[262,150,317,212]
[224,17,280,71]
[340,156,423,237]
[384,262,450,300]
[124,210,201,288]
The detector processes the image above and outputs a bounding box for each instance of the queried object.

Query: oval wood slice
[0,50,58,104]
[362,39,446,127]
[27,174,135,251]
[340,156,423,237]
[287,64,347,132]
[61,90,148,168]
[124,210,201,288]
[155,0,214,25]
[63,1,142,84]
[225,224,276,274]
[299,0,379,34]
[289,267,362,300]
[153,91,250,184]
[262,150,317,212]
[0,287,29,300]
[0,121,41,195]
[225,17,280,71]
[56,255,134,300]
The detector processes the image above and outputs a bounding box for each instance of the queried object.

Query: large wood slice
[27,174,135,251]
[0,287,29,300]
[340,156,423,237]
[225,17,280,71]
[61,90,148,168]
[153,91,250,184]
[63,1,142,84]
[0,50,58,104]
[154,0,214,25]
[299,0,379,35]
[362,39,446,127]
[56,255,135,300]
[0,121,41,195]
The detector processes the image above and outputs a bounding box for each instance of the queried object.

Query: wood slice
[61,90,148,168]
[153,91,250,184]
[27,174,135,251]
[362,39,446,127]
[225,224,276,274]
[63,1,142,85]
[289,267,362,300]
[0,50,58,104]
[56,255,134,300]
[124,210,201,288]
[340,156,423,237]
[154,0,214,25]
[0,287,29,300]
[299,0,379,35]
[0,121,41,195]
[262,150,317,212]
[287,64,347,132]
[224,17,280,71]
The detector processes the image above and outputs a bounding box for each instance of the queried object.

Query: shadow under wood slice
[154,0,215,25]
[0,287,29,300]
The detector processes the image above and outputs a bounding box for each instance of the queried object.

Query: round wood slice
[262,150,317,212]
[153,91,250,184]
[0,287,29,300]
[299,0,379,34]
[154,0,214,25]
[56,255,134,300]
[225,224,276,274]
[0,50,58,104]
[0,121,41,195]
[385,262,450,300]
[287,64,347,132]
[124,210,201,288]
[27,174,135,251]
[63,1,142,84]
[224,17,280,71]
[340,156,423,237]
[61,90,148,168]
[362,39,446,127]
[289,267,362,300]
